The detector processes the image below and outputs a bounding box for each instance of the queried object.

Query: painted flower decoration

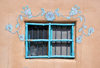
[21,5,33,19]
[21,5,32,16]
[24,9,32,15]
[19,34,24,41]
[76,36,82,43]
[69,5,81,16]
[5,5,94,42]
[88,27,94,35]
[70,8,77,16]
[5,24,13,32]
[45,12,55,21]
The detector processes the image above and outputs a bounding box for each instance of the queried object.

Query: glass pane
[52,41,71,55]
[52,26,71,39]
[28,41,48,56]
[28,25,48,39]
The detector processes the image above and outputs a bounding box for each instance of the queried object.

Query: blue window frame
[25,23,75,58]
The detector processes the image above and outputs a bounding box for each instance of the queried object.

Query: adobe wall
[0,0,100,68]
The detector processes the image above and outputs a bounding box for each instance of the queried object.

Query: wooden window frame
[25,23,75,58]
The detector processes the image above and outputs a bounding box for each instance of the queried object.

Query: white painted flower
[45,12,55,21]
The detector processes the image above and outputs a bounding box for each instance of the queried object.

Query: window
[25,23,75,58]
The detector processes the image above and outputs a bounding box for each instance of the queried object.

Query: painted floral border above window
[5,5,94,43]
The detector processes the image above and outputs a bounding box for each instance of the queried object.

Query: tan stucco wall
[0,0,100,68]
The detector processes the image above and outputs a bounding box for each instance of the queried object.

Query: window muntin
[25,23,75,58]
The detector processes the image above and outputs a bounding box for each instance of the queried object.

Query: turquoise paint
[50,39,73,42]
[76,36,82,43]
[41,8,45,16]
[5,24,13,32]
[67,16,71,19]
[72,25,74,56]
[75,15,94,43]
[45,12,55,21]
[50,55,75,58]
[79,16,83,21]
[25,24,28,58]
[20,15,23,21]
[55,8,60,17]
[26,56,48,58]
[25,55,75,58]
[26,23,49,25]
[48,23,51,58]
[70,26,72,55]
[25,23,76,58]
[51,23,74,26]
[16,23,19,28]
[26,39,49,41]
[18,34,24,41]
[88,27,94,35]
[5,5,94,43]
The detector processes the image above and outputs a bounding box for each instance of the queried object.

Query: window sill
[25,55,75,59]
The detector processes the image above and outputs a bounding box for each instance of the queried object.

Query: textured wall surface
[0,0,100,68]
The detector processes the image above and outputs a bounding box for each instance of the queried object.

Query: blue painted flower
[21,5,32,17]
[70,7,78,16]
[69,5,81,16]
[76,36,82,43]
[24,9,32,15]
[5,24,13,32]
[19,34,24,41]
[45,12,55,21]
[88,27,94,35]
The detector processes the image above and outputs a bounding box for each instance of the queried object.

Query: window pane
[28,25,48,39]
[52,42,71,55]
[52,26,71,39]
[28,41,48,56]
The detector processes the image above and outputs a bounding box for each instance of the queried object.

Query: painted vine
[5,5,94,43]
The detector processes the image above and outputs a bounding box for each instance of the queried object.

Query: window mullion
[71,23,75,56]
[48,23,51,58]
[25,24,28,58]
